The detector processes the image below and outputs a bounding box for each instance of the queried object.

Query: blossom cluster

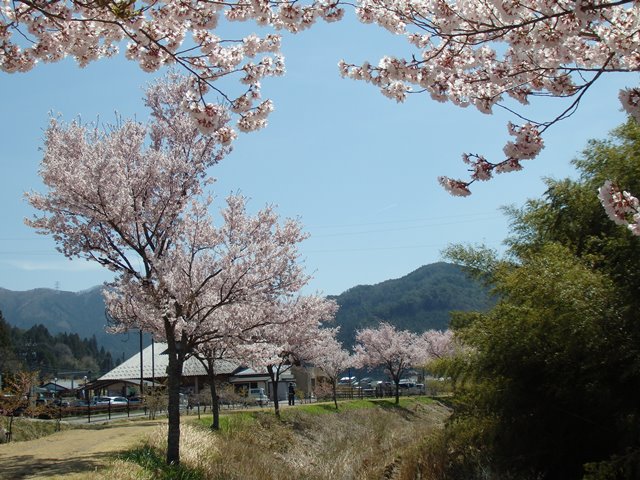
[354,322,426,373]
[340,0,640,194]
[435,120,544,194]
[25,75,318,352]
[620,88,640,122]
[6,0,640,198]
[2,0,343,137]
[598,180,640,236]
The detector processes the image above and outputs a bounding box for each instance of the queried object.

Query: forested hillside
[331,262,492,346]
[0,287,141,360]
[0,310,115,377]
[0,262,492,357]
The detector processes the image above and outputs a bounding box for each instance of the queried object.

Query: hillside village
[0,262,488,404]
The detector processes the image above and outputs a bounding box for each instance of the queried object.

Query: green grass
[291,396,435,415]
[190,396,436,428]
[193,410,259,434]
[190,396,437,428]
[118,446,204,480]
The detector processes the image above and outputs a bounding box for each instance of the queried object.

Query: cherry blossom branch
[598,180,640,236]
[3,0,345,139]
[339,0,640,195]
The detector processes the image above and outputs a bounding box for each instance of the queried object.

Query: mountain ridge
[330,261,492,346]
[0,262,492,355]
[0,286,141,359]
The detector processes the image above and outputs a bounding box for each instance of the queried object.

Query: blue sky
[0,15,636,295]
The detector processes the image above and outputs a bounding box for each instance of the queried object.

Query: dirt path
[0,420,164,479]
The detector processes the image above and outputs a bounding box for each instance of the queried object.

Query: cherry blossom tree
[81,197,309,461]
[307,330,351,409]
[421,328,456,360]
[190,299,307,430]
[354,322,426,404]
[246,295,338,418]
[24,74,311,464]
[340,0,640,196]
[191,333,240,431]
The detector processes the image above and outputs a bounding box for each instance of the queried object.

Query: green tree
[0,312,22,374]
[447,245,639,479]
[505,118,640,311]
[434,119,640,480]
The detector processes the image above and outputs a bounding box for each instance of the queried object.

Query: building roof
[229,367,294,383]
[41,380,73,392]
[98,343,239,381]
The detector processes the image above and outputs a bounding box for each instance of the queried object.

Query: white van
[249,388,269,406]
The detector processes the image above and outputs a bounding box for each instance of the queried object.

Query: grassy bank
[1,414,161,444]
[93,397,451,480]
[1,416,74,442]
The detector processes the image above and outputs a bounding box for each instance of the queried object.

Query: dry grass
[105,397,451,480]
[60,459,153,480]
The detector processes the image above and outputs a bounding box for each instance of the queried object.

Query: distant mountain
[0,262,492,359]
[331,262,493,347]
[0,286,142,360]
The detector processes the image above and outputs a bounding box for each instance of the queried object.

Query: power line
[307,211,503,229]
[305,239,504,254]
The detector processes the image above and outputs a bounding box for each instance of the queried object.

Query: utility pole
[139,330,144,399]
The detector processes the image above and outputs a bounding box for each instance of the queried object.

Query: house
[229,367,296,402]
[96,343,324,401]
[96,343,238,397]
[41,379,77,397]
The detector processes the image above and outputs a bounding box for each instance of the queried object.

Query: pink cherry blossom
[598,180,640,236]
[340,0,640,195]
[354,322,426,404]
[2,0,343,135]
[420,329,456,360]
[239,295,338,417]
[24,74,315,464]
[307,329,352,408]
[5,0,640,201]
[438,176,471,197]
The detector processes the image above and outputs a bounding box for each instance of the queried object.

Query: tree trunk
[207,359,220,431]
[332,380,338,410]
[268,365,280,418]
[166,331,185,465]
[394,378,400,405]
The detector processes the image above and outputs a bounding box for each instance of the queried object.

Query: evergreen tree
[436,119,640,480]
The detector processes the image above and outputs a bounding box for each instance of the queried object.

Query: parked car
[338,376,357,386]
[249,388,269,406]
[359,377,373,389]
[91,396,129,405]
[398,381,423,395]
